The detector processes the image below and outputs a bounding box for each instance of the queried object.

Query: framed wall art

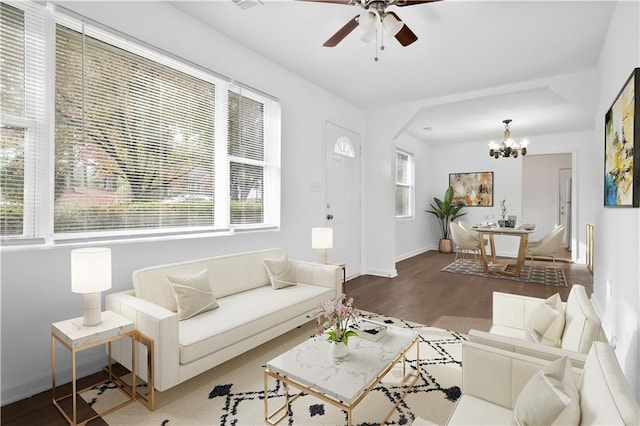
[604,67,639,207]
[449,171,493,206]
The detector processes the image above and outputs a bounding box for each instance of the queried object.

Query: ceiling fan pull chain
[374,28,379,62]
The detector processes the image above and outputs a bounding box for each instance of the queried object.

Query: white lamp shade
[311,227,333,249]
[360,29,378,43]
[382,13,403,36]
[71,247,112,293]
[359,9,380,33]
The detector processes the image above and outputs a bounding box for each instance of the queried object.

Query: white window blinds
[0,1,46,239]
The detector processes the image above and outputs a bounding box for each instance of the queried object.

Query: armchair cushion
[513,356,580,425]
[525,293,565,347]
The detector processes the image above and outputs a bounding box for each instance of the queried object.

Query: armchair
[526,224,565,278]
[450,222,482,261]
[414,341,638,425]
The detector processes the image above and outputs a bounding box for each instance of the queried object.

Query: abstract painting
[449,172,493,206]
[604,68,639,207]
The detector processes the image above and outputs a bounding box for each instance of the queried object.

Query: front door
[325,122,361,280]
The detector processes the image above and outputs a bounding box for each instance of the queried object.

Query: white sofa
[106,248,342,391]
[468,285,605,364]
[415,341,639,425]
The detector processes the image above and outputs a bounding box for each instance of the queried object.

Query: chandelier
[488,119,529,159]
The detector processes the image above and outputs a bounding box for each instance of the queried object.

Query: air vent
[232,0,264,10]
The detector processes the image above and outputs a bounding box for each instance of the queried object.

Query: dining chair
[459,220,491,257]
[525,224,566,278]
[450,222,482,262]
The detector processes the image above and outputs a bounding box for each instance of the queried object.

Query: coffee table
[264,324,419,425]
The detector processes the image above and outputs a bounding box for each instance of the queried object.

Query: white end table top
[266,325,417,404]
[52,310,134,349]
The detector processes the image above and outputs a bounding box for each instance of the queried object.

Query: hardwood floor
[345,249,593,335]
[1,249,592,424]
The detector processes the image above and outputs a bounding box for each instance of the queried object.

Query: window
[0,1,46,239]
[0,1,281,241]
[395,149,414,218]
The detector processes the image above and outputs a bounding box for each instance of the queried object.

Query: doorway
[325,122,361,279]
[522,153,572,261]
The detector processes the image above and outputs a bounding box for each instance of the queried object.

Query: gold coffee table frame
[264,336,419,426]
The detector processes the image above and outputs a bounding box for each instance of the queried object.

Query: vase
[438,238,453,253]
[329,341,349,359]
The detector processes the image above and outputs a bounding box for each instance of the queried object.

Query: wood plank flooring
[1,249,592,424]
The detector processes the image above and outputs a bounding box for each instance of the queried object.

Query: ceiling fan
[297,0,441,48]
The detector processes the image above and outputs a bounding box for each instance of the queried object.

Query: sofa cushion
[167,269,219,320]
[513,356,580,426]
[525,293,565,347]
[446,395,514,425]
[177,283,332,364]
[263,256,296,289]
[561,285,601,353]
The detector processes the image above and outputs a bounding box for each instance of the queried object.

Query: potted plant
[426,186,467,253]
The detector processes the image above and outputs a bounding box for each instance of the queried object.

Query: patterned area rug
[87,313,465,425]
[441,258,568,287]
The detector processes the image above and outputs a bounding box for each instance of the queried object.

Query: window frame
[0,2,281,244]
[395,149,415,219]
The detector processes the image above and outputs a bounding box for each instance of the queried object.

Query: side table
[51,310,154,425]
[328,261,346,294]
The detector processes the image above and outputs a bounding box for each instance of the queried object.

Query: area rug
[441,258,568,287]
[85,313,465,425]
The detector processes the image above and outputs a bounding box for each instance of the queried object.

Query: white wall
[0,2,366,405]
[395,133,432,261]
[591,0,640,400]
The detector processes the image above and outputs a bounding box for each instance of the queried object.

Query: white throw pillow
[514,356,580,425]
[167,269,219,320]
[525,293,565,346]
[263,256,296,289]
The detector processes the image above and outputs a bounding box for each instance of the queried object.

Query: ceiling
[171,0,616,145]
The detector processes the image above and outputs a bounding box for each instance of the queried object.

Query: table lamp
[71,247,112,326]
[311,227,333,264]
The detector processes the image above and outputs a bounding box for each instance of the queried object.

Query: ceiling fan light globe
[360,29,377,43]
[382,13,403,36]
[359,9,380,33]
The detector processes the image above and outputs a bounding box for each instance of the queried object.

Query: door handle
[327,214,334,220]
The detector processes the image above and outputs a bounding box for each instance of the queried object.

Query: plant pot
[438,238,453,253]
[329,341,349,360]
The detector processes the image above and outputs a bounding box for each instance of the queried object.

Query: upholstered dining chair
[525,224,565,278]
[450,222,482,262]
[459,220,491,257]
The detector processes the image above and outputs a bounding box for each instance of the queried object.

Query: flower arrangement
[313,296,359,345]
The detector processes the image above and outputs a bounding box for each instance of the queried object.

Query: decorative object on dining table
[488,119,529,159]
[448,171,494,206]
[312,296,359,359]
[426,186,467,253]
[498,199,510,227]
[508,215,517,228]
[604,67,639,207]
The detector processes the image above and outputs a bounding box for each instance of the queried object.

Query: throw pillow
[525,293,565,346]
[167,269,219,320]
[514,356,580,425]
[263,256,296,289]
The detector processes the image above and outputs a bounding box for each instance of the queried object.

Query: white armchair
[414,341,639,425]
[467,285,605,363]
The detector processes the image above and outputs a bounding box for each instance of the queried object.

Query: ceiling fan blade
[323,16,359,47]
[295,0,355,4]
[388,12,418,46]
[395,0,442,6]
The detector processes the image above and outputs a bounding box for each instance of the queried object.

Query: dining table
[472,226,535,278]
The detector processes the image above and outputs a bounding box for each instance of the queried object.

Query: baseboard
[395,247,431,262]
[365,268,398,278]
